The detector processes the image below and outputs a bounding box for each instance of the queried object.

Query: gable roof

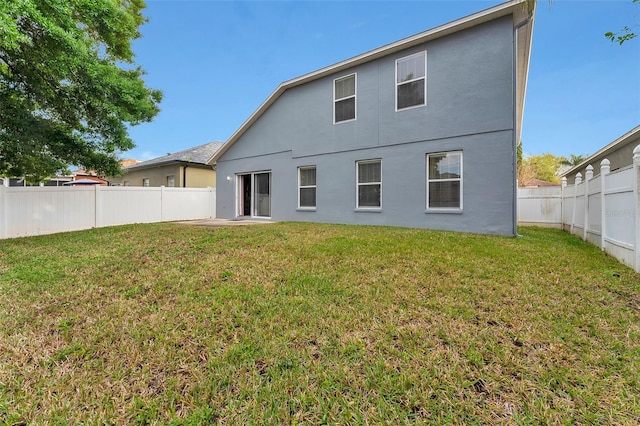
[127,141,223,171]
[211,0,535,163]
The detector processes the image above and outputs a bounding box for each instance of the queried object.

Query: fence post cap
[586,164,594,171]
[634,144,640,157]
[576,172,582,178]
[600,158,610,166]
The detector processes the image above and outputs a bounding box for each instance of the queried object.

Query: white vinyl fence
[518,145,640,272]
[0,185,216,239]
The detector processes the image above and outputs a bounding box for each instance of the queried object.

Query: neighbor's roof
[211,0,535,163]
[560,125,640,177]
[127,141,223,170]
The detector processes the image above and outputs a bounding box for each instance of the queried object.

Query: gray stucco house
[211,0,535,236]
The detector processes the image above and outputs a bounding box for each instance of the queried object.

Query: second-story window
[396,51,426,110]
[334,74,356,123]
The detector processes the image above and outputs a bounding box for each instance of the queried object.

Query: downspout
[512,13,533,237]
[183,163,188,188]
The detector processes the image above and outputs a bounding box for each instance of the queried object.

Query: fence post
[600,159,610,250]
[214,187,216,219]
[571,172,582,235]
[633,145,640,272]
[95,184,102,228]
[160,186,165,223]
[561,177,567,230]
[0,186,5,239]
[584,165,593,241]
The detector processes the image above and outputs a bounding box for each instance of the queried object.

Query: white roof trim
[212,0,534,163]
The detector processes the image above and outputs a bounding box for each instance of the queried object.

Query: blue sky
[126,0,640,161]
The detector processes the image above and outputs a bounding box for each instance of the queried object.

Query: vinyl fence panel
[0,186,216,239]
[516,146,640,272]
[1,186,96,238]
[517,187,562,228]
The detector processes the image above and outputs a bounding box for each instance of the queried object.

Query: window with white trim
[167,175,175,187]
[142,178,150,187]
[356,160,381,209]
[334,74,356,123]
[396,51,426,110]
[427,151,462,210]
[298,166,316,208]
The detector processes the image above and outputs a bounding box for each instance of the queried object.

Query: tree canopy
[0,0,162,181]
[605,0,639,45]
[517,151,589,186]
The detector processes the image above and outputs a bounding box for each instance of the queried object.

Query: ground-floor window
[237,171,271,218]
[356,159,381,209]
[167,175,175,187]
[298,166,316,209]
[427,151,462,210]
[142,178,150,187]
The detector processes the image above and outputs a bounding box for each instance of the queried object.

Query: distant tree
[560,154,589,168]
[518,152,569,185]
[0,0,162,182]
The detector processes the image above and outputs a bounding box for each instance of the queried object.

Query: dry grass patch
[0,223,639,424]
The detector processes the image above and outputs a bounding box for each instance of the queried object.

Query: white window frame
[142,178,150,187]
[356,159,382,210]
[167,175,175,187]
[333,73,357,124]
[297,166,317,210]
[426,151,463,212]
[395,51,427,111]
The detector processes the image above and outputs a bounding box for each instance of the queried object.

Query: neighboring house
[70,170,108,185]
[211,0,535,236]
[561,125,640,184]
[522,179,560,188]
[109,141,223,188]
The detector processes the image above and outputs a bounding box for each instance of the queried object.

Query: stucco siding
[217,130,515,235]
[110,164,182,187]
[185,167,217,188]
[110,164,215,188]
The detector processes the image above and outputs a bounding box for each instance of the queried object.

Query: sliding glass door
[237,171,271,218]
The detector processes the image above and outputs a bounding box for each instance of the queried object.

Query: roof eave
[124,159,211,172]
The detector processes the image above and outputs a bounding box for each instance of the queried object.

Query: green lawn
[0,223,638,424]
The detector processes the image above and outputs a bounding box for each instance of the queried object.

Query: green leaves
[605,27,638,45]
[605,0,639,45]
[0,0,161,180]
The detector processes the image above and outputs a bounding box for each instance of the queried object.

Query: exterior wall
[217,17,517,235]
[110,164,216,188]
[185,166,217,188]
